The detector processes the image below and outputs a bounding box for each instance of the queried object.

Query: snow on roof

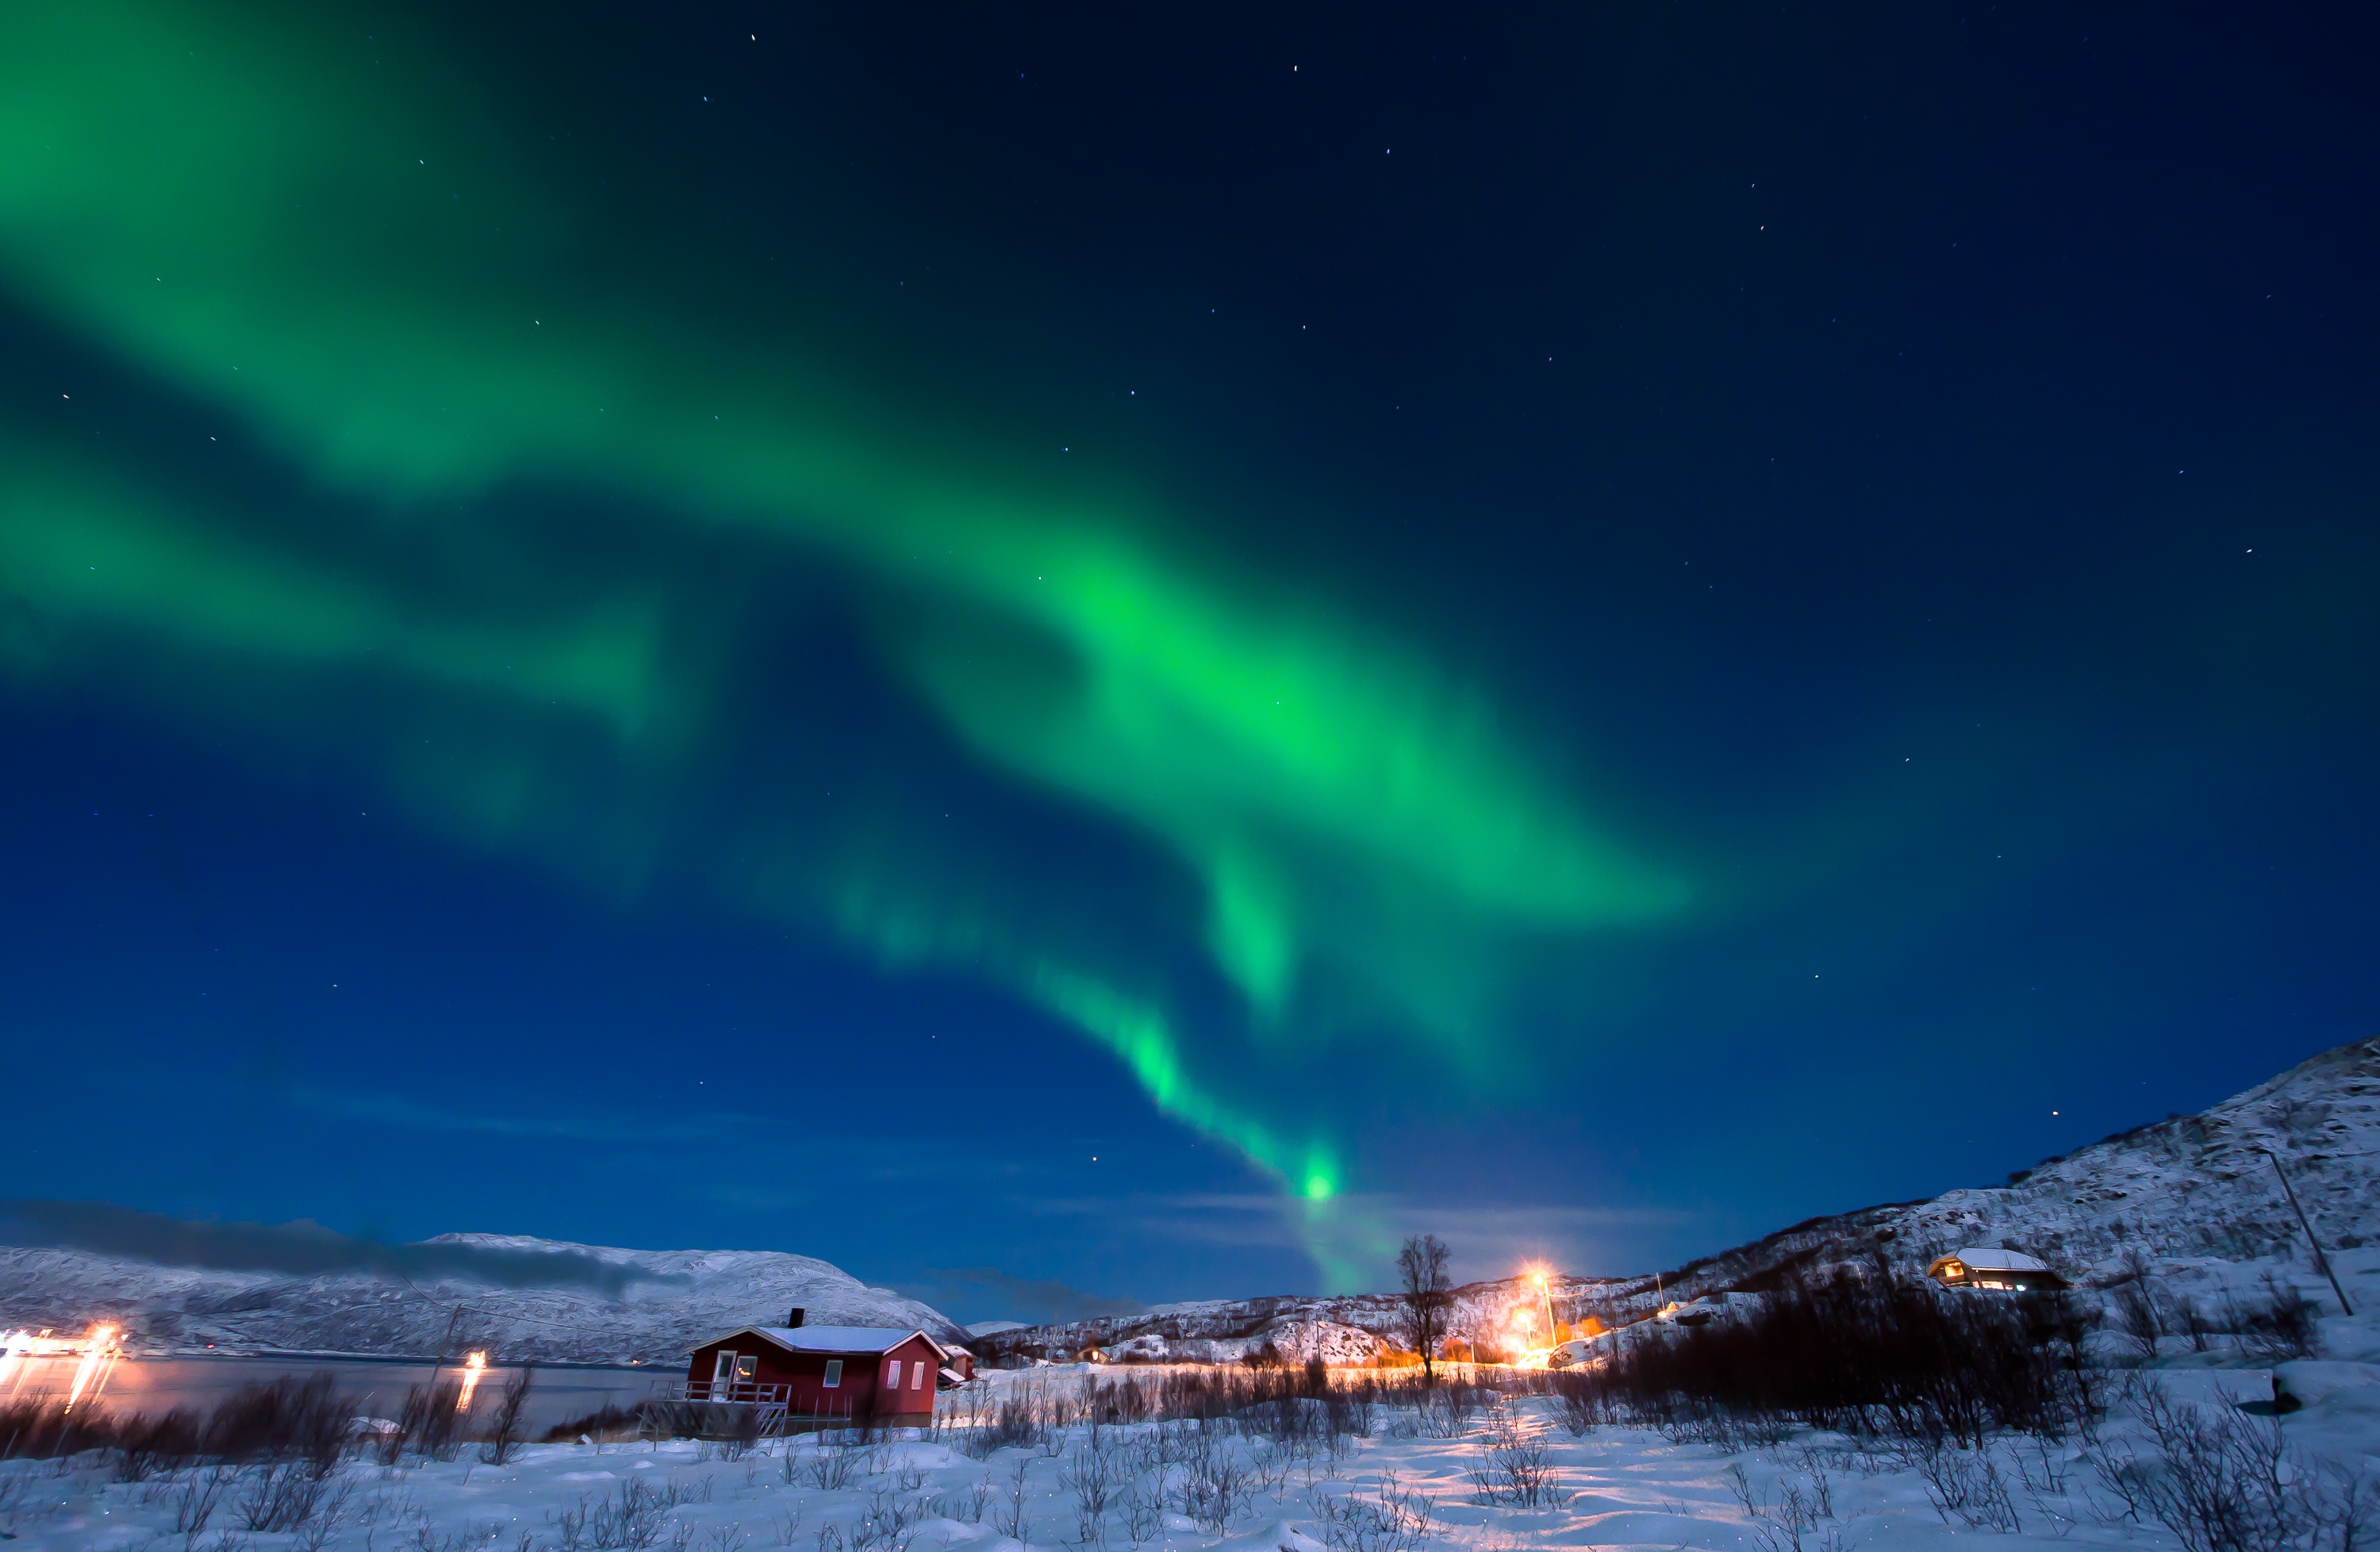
[689,1324,946,1357]
[1943,1247,2052,1273]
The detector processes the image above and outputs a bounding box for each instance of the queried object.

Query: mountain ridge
[0,1231,968,1363]
[6,1038,2371,1367]
[973,1035,2380,1363]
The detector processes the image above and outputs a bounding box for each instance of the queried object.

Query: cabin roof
[687,1324,949,1358]
[1933,1247,2052,1273]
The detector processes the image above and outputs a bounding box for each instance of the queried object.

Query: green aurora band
[0,2,1687,1281]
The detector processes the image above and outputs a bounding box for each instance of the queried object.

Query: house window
[887,1360,903,1389]
[713,1350,738,1383]
[912,1362,926,1391]
[822,1359,843,1388]
[735,1354,758,1384]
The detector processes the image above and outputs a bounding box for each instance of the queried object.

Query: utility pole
[2260,1147,2353,1317]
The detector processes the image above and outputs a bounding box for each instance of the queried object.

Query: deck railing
[658,1379,792,1404]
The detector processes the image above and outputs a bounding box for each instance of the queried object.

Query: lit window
[823,1359,843,1388]
[735,1354,758,1383]
[888,1360,904,1389]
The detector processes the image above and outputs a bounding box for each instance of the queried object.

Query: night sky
[3,2,2375,1326]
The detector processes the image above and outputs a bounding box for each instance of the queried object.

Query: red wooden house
[681,1313,968,1431]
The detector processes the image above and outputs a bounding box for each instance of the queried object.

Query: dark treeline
[1551,1273,2102,1446]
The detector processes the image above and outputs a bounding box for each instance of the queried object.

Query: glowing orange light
[456,1351,488,1412]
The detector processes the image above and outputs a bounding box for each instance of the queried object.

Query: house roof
[688,1324,949,1358]
[1936,1247,2052,1274]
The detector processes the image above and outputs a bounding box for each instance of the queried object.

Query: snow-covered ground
[7,1331,2376,1552]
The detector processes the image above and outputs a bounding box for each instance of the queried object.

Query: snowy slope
[1630,1033,2380,1304]
[981,1036,2380,1362]
[0,1232,966,1362]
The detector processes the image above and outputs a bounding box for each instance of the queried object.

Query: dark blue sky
[2,2,2374,1323]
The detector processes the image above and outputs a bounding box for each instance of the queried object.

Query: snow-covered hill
[1634,1032,2379,1303]
[10,1039,2370,1369]
[979,1035,2380,1363]
[0,1232,965,1362]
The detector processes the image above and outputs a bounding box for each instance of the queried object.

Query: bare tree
[1398,1234,1453,1384]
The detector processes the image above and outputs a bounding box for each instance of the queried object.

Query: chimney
[787,1308,805,1329]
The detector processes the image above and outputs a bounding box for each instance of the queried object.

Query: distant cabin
[680,1315,970,1431]
[1653,1293,1761,1327]
[1927,1247,2071,1293]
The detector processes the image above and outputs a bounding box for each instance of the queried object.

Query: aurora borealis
[5,3,2377,1314]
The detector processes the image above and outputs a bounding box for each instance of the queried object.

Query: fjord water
[10,1353,648,1434]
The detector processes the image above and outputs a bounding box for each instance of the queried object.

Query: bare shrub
[2177,1297,2217,1354]
[1550,1369,1614,1435]
[116,1407,205,1479]
[934,1477,992,1526]
[175,1465,233,1538]
[236,1460,350,1534]
[1912,1441,2022,1531]
[1468,1399,1563,1509]
[850,1483,927,1552]
[394,1382,466,1463]
[1416,1382,1476,1440]
[797,1440,860,1491]
[480,1366,535,1466]
[1726,1458,1844,1552]
[1058,1430,1117,1546]
[1343,1377,1378,1439]
[1177,1427,1253,1532]
[961,1385,1050,1458]
[0,1373,355,1476]
[548,1478,681,1550]
[2110,1250,2166,1362]
[1315,1473,1434,1552]
[2082,1375,2378,1552]
[204,1373,353,1470]
[990,1456,1032,1542]
[2238,1274,2320,1364]
[0,1397,116,1461]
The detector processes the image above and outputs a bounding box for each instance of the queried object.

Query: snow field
[3,1358,2374,1552]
